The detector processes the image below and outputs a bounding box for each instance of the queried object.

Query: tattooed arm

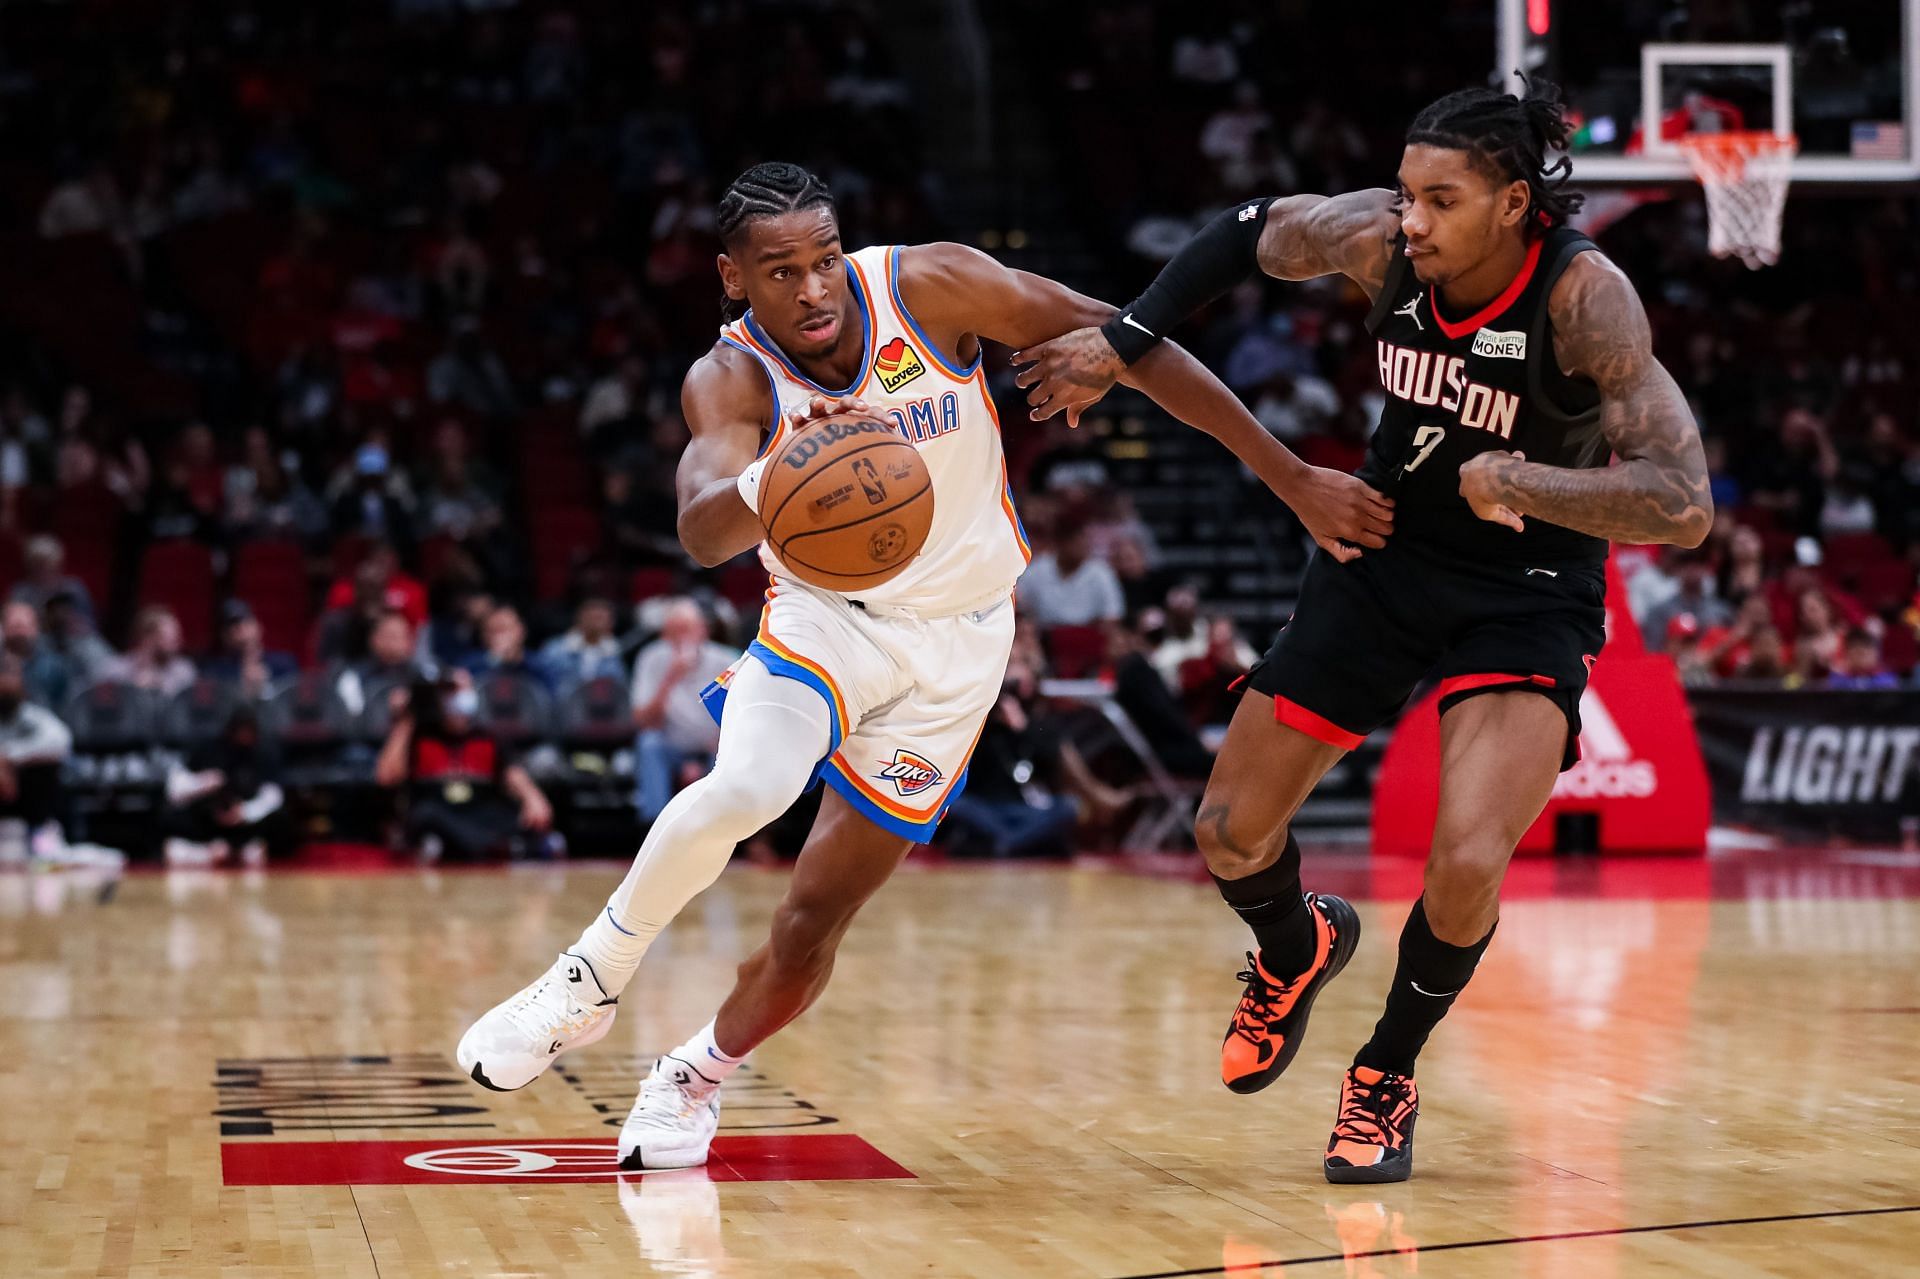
[1012,189,1400,423]
[1457,253,1713,547]
[1253,188,1399,294]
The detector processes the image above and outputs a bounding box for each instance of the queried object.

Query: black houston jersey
[1358,225,1609,567]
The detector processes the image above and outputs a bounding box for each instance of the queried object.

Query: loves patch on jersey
[873,337,926,393]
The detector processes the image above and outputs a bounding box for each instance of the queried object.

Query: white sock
[570,656,832,997]
[665,1020,746,1085]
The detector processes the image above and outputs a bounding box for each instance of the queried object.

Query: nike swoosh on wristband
[1409,981,1458,998]
[1121,314,1154,336]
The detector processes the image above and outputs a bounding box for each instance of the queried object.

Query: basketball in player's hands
[757,412,934,591]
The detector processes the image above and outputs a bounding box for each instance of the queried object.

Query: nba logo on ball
[873,337,926,393]
[876,749,942,797]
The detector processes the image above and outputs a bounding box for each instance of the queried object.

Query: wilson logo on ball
[876,749,943,797]
[873,337,926,393]
[778,416,894,470]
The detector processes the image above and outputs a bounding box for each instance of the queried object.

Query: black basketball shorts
[1243,540,1607,771]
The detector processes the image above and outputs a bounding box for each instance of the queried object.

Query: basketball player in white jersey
[456,162,1394,1170]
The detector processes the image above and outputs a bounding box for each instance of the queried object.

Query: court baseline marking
[1108,1202,1920,1278]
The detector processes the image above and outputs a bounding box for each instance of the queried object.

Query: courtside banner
[1688,688,1920,840]
[1373,653,1711,856]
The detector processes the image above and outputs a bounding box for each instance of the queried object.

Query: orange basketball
[759,413,934,591]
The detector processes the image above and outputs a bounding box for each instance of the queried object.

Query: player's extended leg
[1326,689,1565,1184]
[457,656,831,1091]
[619,788,911,1169]
[1201,691,1363,1094]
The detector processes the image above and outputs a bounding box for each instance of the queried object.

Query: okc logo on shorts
[876,748,942,797]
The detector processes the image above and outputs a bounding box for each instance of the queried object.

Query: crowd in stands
[0,2,1915,862]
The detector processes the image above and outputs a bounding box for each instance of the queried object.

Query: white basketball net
[1678,132,1797,269]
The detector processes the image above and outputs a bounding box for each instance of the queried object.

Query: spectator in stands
[580,354,652,439]
[1663,615,1716,687]
[328,444,416,549]
[537,598,626,691]
[1716,524,1768,607]
[941,642,1126,859]
[1744,408,1838,537]
[1108,535,1169,617]
[1020,516,1124,628]
[0,653,73,856]
[3,603,68,711]
[1818,472,1877,537]
[374,675,555,860]
[1150,585,1255,693]
[1084,490,1159,566]
[1731,623,1791,683]
[1107,623,1214,779]
[322,544,429,635]
[630,598,736,823]
[1853,413,1920,548]
[468,605,550,692]
[111,606,196,697]
[1640,548,1732,651]
[338,609,428,713]
[40,591,114,693]
[202,602,297,699]
[426,584,496,672]
[600,466,683,566]
[162,707,285,866]
[419,420,504,544]
[426,317,517,420]
[1827,626,1899,690]
[1791,588,1845,683]
[225,426,328,545]
[9,535,95,625]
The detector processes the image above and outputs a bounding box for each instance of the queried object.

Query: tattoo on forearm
[1255,191,1397,293]
[1512,257,1714,545]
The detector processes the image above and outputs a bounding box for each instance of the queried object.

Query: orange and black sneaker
[1221,892,1360,1094]
[1323,1065,1418,1184]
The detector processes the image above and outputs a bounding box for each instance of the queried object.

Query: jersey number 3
[1403,424,1446,473]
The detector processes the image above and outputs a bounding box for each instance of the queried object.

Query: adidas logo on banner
[1552,690,1657,800]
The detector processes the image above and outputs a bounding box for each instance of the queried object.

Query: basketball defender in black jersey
[1013,81,1711,1183]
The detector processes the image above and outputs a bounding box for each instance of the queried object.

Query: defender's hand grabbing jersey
[1247,225,1612,767]
[705,245,1032,838]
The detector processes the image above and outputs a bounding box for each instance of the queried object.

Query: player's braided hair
[715,162,836,320]
[1407,77,1585,234]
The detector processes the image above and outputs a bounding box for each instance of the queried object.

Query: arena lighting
[1528,0,1550,38]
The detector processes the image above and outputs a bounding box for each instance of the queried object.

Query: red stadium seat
[136,539,217,653]
[630,567,676,603]
[1045,624,1109,679]
[232,539,313,658]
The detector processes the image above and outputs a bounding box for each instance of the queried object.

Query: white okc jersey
[719,244,1031,613]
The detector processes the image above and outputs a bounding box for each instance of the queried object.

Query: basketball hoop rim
[1675,130,1800,159]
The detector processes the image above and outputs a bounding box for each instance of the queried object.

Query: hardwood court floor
[3,849,1918,1278]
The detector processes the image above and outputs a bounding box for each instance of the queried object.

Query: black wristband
[1099,197,1273,365]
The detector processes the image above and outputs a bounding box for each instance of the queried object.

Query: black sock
[1211,832,1316,974]
[1354,896,1494,1077]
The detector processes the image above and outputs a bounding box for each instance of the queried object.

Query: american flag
[1851,121,1907,160]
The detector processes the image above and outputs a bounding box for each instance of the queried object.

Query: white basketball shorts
[700,579,1016,840]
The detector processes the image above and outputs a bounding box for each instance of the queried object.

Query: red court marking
[220,1135,914,1186]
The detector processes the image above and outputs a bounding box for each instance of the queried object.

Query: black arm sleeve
[1099,197,1273,364]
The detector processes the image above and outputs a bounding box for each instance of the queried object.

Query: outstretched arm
[1457,253,1712,547]
[902,242,1392,559]
[1011,189,1400,423]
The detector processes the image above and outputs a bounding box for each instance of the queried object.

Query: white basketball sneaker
[457,952,617,1091]
[618,1055,723,1170]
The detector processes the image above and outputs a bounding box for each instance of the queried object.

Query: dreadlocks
[1406,78,1584,234]
[715,162,835,320]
